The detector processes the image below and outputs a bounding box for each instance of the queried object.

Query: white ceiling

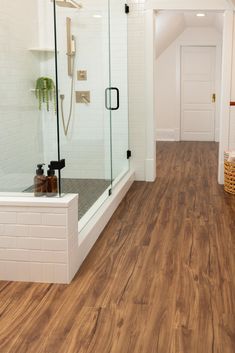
[155,11,224,58]
[183,12,223,28]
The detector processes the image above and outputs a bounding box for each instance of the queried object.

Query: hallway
[0,142,234,352]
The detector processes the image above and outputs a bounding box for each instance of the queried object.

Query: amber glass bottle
[46,165,58,197]
[34,164,47,197]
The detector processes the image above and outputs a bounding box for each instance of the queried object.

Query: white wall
[155,27,222,141]
[0,0,43,191]
[155,12,185,58]
[146,0,232,10]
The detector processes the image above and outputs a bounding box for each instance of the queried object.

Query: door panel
[183,110,214,131]
[183,81,212,104]
[181,46,216,141]
[109,0,129,184]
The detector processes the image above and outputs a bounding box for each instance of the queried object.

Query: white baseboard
[156,129,180,141]
[145,158,156,182]
[156,128,220,143]
[215,128,220,142]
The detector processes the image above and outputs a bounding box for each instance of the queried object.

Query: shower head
[53,0,82,9]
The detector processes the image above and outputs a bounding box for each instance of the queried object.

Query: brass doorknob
[212,93,216,103]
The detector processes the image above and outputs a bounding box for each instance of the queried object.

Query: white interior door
[181,46,216,141]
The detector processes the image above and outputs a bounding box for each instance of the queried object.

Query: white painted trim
[146,0,232,10]
[156,129,180,141]
[77,171,135,269]
[215,43,223,143]
[145,10,156,182]
[218,10,234,184]
[215,128,220,142]
[145,159,156,181]
[176,43,181,140]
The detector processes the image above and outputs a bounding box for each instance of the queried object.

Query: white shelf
[29,47,59,53]
[30,88,60,92]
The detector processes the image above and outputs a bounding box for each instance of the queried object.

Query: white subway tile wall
[0,195,78,283]
[0,0,44,191]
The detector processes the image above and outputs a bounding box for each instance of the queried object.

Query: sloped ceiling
[155,12,185,58]
[156,11,224,58]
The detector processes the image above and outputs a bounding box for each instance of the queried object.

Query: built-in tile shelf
[29,47,59,54]
[30,88,60,92]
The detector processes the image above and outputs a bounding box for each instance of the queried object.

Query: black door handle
[105,87,120,111]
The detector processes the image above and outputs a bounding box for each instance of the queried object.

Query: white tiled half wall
[0,194,79,284]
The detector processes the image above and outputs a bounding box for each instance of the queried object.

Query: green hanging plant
[35,77,56,112]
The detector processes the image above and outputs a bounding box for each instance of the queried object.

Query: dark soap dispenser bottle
[34,164,47,197]
[46,164,58,197]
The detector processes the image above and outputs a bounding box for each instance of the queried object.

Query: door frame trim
[145,3,234,184]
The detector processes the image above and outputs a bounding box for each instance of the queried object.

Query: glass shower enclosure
[0,0,129,227]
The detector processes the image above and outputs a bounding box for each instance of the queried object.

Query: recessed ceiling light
[197,13,206,17]
[93,14,102,18]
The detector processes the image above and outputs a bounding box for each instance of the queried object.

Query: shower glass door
[56,0,112,224]
[109,0,129,186]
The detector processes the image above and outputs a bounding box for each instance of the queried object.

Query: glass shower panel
[0,1,59,195]
[56,0,112,221]
[109,0,129,185]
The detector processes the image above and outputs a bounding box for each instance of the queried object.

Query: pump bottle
[46,164,58,197]
[34,164,47,197]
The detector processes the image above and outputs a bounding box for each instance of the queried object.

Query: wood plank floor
[0,142,235,353]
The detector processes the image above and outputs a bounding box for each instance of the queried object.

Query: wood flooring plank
[0,142,234,353]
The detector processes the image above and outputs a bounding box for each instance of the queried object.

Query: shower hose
[60,51,76,137]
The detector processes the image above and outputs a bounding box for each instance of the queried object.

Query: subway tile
[0,236,17,249]
[0,212,17,224]
[17,213,41,225]
[0,224,4,235]
[5,224,29,237]
[42,214,67,226]
[29,225,67,238]
[41,239,67,251]
[16,237,42,251]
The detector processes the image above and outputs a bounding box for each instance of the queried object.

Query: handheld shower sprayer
[60,17,77,136]
[66,18,76,77]
[52,0,83,137]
